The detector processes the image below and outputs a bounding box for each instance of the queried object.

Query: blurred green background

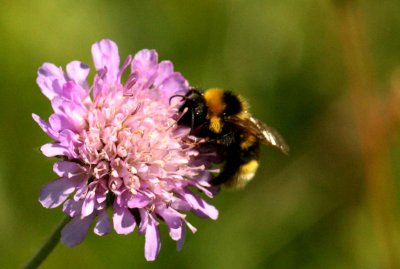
[1,0,400,268]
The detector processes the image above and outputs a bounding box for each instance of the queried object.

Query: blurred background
[1,0,400,268]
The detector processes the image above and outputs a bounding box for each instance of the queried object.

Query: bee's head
[171,88,246,133]
[170,88,208,130]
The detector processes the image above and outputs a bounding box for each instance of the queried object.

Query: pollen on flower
[33,39,218,261]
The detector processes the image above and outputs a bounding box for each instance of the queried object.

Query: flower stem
[22,216,71,269]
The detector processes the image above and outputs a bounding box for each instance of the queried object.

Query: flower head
[33,39,218,261]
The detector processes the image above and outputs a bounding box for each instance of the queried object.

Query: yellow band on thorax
[204,88,225,115]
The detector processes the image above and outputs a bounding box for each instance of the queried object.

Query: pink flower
[33,39,218,261]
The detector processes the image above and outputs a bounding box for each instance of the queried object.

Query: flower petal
[62,80,88,104]
[154,61,174,87]
[61,214,95,246]
[126,192,151,208]
[63,199,83,217]
[181,190,219,220]
[48,114,63,133]
[155,206,184,241]
[145,216,161,261]
[138,208,149,234]
[39,177,80,208]
[36,63,66,100]
[157,206,183,229]
[66,61,90,88]
[169,226,182,241]
[176,224,186,251]
[131,49,158,88]
[51,98,87,132]
[53,161,85,178]
[94,210,111,236]
[155,73,188,105]
[40,143,69,157]
[81,190,96,217]
[113,205,136,234]
[32,114,58,140]
[171,198,192,211]
[91,39,120,82]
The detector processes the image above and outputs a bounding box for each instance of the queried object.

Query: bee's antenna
[169,94,186,105]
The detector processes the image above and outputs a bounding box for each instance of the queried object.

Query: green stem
[22,216,71,269]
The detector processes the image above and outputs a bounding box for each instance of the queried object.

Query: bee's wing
[228,116,289,154]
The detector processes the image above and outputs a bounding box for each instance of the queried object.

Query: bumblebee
[171,88,289,188]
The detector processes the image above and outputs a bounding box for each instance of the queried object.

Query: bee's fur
[174,88,288,188]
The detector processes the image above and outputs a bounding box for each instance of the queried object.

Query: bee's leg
[218,131,236,145]
[204,130,235,145]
